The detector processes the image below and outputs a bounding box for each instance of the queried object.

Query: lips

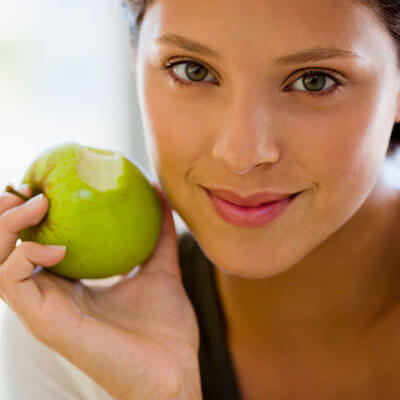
[205,189,300,228]
[204,187,298,207]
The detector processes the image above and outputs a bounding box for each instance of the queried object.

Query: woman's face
[134,0,400,278]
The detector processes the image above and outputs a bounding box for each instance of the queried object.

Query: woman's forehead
[141,0,393,70]
[147,0,379,32]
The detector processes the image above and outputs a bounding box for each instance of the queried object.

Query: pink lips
[205,189,300,228]
[205,188,296,207]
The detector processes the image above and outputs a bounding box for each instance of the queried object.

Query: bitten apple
[10,142,163,279]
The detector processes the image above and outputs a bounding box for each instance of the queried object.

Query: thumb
[140,182,181,280]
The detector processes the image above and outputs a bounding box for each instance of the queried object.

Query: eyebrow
[156,33,361,65]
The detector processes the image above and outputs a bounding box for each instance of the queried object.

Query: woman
[1,0,400,398]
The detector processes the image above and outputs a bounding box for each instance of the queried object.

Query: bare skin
[0,184,202,400]
[132,0,400,397]
[217,176,400,399]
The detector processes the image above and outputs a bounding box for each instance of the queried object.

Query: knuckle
[0,207,18,231]
[0,201,46,230]
[16,241,30,252]
[15,241,39,260]
[17,241,38,253]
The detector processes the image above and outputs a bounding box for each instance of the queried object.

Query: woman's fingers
[0,184,33,214]
[0,242,66,317]
[0,192,48,264]
[140,183,181,281]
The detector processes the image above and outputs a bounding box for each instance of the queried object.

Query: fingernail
[18,184,30,191]
[47,245,66,252]
[26,193,44,205]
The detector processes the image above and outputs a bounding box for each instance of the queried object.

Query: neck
[214,174,400,359]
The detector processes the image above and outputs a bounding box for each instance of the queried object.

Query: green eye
[303,73,327,91]
[185,62,209,81]
[164,60,217,86]
[163,60,343,98]
[290,71,338,95]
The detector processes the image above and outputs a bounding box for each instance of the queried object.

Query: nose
[212,91,281,175]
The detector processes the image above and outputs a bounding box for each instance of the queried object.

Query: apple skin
[19,142,163,280]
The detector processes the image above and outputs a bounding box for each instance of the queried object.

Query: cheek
[141,76,212,204]
[290,99,387,223]
[143,75,211,161]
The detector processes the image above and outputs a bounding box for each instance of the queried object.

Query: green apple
[11,142,163,280]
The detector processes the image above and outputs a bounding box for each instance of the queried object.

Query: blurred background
[1,0,400,394]
[0,0,190,340]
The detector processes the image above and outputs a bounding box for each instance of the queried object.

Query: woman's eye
[288,71,340,96]
[163,60,217,86]
[163,60,342,97]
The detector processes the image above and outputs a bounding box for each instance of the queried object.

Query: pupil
[186,63,207,81]
[303,74,325,91]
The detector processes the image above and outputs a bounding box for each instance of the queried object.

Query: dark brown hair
[121,0,400,156]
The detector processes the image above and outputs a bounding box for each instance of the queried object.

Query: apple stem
[5,185,31,202]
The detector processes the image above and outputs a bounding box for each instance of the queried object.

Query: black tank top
[178,231,242,400]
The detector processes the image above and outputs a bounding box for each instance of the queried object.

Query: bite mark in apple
[76,146,124,192]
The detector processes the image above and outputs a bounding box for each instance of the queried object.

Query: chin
[215,254,297,280]
[191,229,302,279]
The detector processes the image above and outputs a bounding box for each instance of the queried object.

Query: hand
[0,183,202,400]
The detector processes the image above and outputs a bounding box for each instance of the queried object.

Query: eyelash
[162,59,343,98]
